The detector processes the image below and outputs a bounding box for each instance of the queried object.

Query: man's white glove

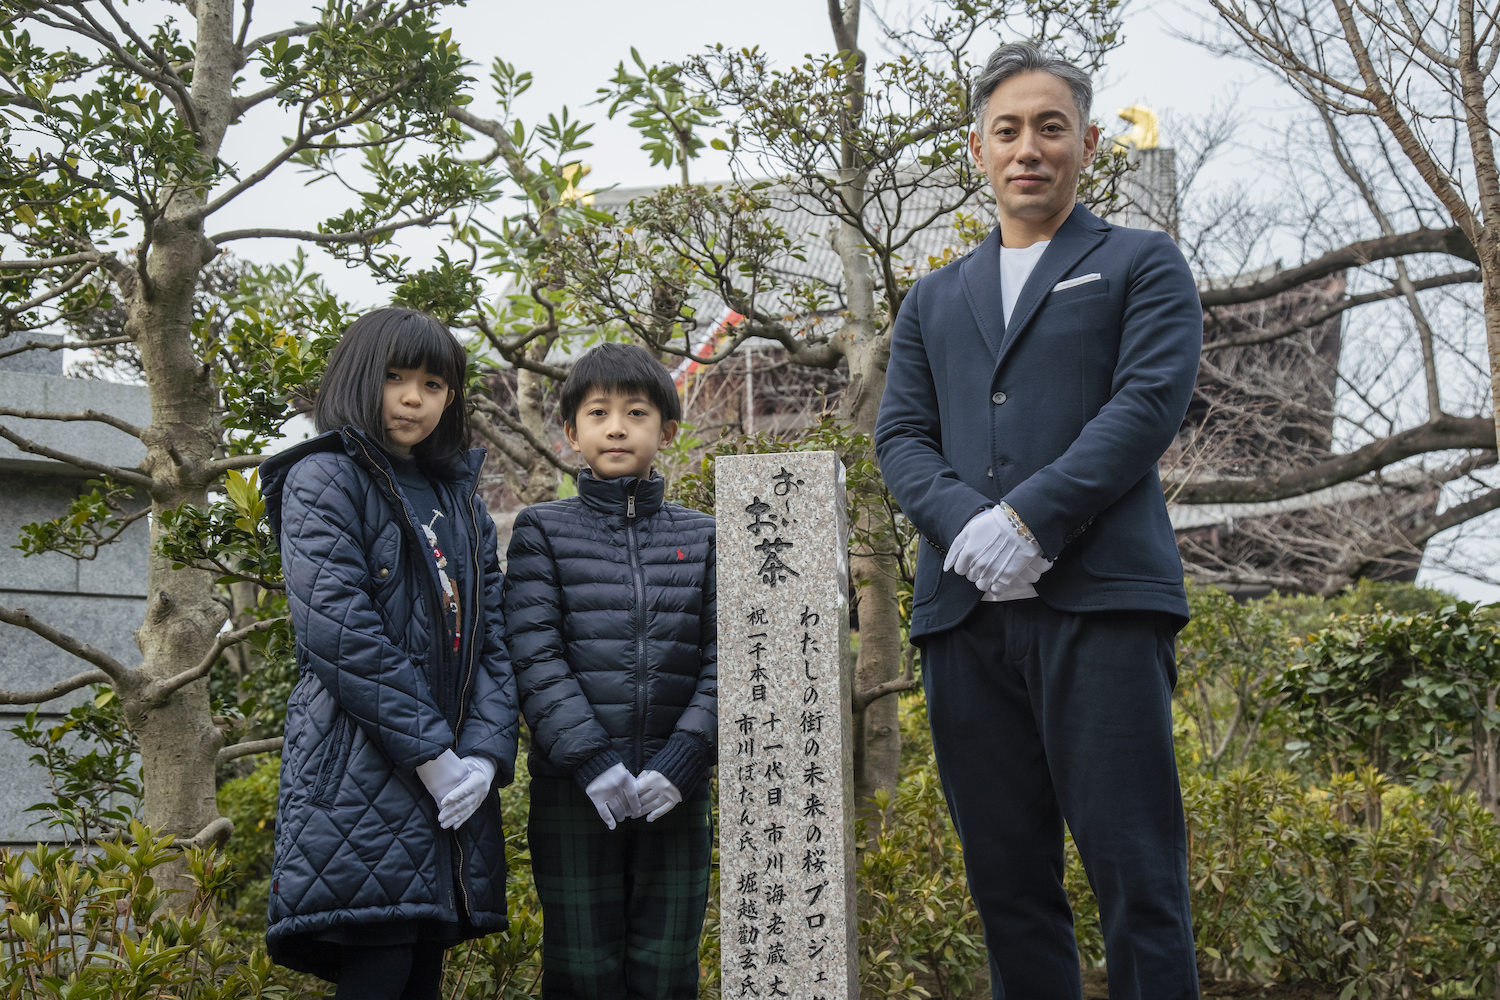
[945,505,1050,594]
[415,749,469,803]
[635,770,683,822]
[584,762,641,830]
[437,756,496,830]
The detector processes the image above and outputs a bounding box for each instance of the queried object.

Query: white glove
[415,749,469,803]
[584,762,641,830]
[988,551,1054,596]
[438,755,496,830]
[635,770,683,822]
[945,505,1049,593]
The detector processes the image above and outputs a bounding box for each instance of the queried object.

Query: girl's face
[383,366,455,457]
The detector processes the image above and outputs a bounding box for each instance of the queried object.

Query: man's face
[565,389,678,481]
[969,71,1100,233]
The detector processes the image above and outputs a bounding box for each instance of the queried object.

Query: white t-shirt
[983,239,1050,602]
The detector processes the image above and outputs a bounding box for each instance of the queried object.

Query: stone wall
[0,338,150,846]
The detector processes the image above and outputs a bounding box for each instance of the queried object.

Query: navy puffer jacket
[503,470,716,793]
[259,428,519,981]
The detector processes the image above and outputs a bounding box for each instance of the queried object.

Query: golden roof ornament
[1112,105,1159,150]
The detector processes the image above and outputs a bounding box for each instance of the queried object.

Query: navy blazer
[874,203,1201,641]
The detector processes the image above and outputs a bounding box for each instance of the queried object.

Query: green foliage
[157,470,283,591]
[1284,603,1500,784]
[0,825,301,999]
[599,49,721,179]
[213,254,353,455]
[12,477,148,562]
[1185,767,1500,996]
[8,687,140,845]
[859,699,986,1000]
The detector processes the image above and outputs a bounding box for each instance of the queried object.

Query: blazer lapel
[958,227,1006,358]
[993,204,1109,370]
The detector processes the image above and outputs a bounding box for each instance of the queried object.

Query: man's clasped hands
[944,503,1053,595]
[417,752,679,832]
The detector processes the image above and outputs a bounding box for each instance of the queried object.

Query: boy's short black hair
[314,306,471,471]
[560,342,681,428]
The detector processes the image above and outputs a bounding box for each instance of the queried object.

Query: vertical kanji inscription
[716,452,854,1000]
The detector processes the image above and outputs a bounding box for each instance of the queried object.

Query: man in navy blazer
[874,43,1203,1000]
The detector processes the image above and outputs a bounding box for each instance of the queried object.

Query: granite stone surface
[0,371,150,474]
[0,332,63,377]
[716,452,856,1000]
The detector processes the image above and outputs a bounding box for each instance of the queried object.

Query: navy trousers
[921,599,1199,1000]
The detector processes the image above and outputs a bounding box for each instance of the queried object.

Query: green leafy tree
[0,0,499,852]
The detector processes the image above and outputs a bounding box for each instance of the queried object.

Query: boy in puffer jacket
[503,342,716,1000]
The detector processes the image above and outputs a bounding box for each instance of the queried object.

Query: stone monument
[0,334,150,846]
[715,451,856,1000]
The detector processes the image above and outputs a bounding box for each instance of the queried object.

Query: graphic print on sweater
[421,509,463,653]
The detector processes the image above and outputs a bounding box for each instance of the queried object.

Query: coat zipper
[451,471,484,922]
[626,485,648,772]
[350,436,469,919]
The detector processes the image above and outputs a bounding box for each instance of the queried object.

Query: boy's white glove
[584,762,641,830]
[945,505,1051,593]
[415,749,469,803]
[437,756,496,830]
[635,770,682,822]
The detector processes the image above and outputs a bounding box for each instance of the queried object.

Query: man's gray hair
[971,42,1092,131]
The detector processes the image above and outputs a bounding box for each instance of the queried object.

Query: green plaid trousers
[528,775,712,1000]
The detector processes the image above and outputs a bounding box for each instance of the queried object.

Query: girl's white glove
[437,756,496,830]
[635,770,683,822]
[584,762,641,830]
[415,749,469,802]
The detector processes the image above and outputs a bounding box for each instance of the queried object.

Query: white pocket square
[1052,273,1102,292]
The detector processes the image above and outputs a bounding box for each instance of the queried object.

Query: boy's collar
[577,467,666,520]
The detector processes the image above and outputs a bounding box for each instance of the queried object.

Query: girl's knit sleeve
[281,455,455,773]
[456,504,520,784]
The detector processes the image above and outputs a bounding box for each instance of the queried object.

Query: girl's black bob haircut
[314,307,471,473]
[560,342,681,428]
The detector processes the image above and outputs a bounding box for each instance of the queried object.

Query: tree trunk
[841,333,903,815]
[119,0,237,850]
[516,335,562,504]
[124,221,229,849]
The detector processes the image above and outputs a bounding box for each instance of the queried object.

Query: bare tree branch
[1197,226,1477,307]
[1170,416,1497,504]
[0,334,135,362]
[0,605,130,684]
[217,736,283,765]
[142,617,286,706]
[471,397,577,479]
[0,669,112,706]
[0,407,145,439]
[0,422,154,489]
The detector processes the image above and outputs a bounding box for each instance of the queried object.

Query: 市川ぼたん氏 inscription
[715,452,855,1000]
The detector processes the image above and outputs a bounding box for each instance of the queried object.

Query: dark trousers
[529,776,712,1000]
[334,941,445,1000]
[921,599,1199,1000]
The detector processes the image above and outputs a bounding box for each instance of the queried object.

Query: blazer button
[378,568,389,578]
[991,391,1007,405]
[986,466,993,478]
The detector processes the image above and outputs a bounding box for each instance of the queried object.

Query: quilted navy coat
[503,470,717,794]
[259,428,519,981]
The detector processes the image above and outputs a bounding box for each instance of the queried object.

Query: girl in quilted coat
[259,307,519,999]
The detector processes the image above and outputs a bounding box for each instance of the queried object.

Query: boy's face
[565,389,678,481]
[384,366,454,457]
